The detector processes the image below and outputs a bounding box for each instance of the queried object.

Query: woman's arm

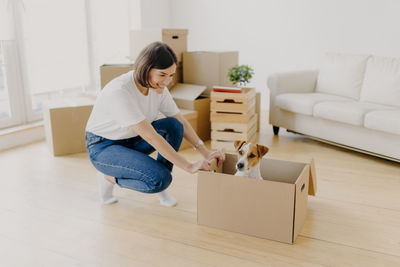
[131,119,211,173]
[173,112,225,166]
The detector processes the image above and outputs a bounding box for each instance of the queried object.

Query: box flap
[209,158,223,173]
[43,96,95,109]
[293,165,310,242]
[169,83,207,101]
[162,28,188,35]
[308,158,317,196]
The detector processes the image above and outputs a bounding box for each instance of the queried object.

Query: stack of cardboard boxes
[100,64,134,89]
[45,28,252,155]
[100,28,188,90]
[44,29,256,155]
[182,51,239,96]
[176,51,239,141]
[100,29,254,149]
[98,29,197,152]
[210,87,257,151]
[169,83,209,142]
[108,28,242,144]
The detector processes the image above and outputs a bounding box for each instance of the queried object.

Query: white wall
[170,0,400,110]
[140,0,171,28]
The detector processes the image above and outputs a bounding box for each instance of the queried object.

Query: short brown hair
[134,42,178,88]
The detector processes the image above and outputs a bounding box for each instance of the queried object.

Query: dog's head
[234,141,269,172]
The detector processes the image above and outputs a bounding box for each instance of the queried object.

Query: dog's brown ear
[234,140,246,151]
[257,144,269,157]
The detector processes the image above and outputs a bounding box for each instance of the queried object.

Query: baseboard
[288,129,400,163]
[0,122,45,152]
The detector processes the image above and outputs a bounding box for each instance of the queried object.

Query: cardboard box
[168,61,183,89]
[198,153,317,244]
[169,83,210,141]
[100,64,134,89]
[157,109,197,151]
[100,62,181,90]
[130,29,188,62]
[183,51,239,96]
[179,109,198,150]
[43,97,95,156]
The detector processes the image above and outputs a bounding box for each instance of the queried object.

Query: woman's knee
[160,117,184,138]
[107,164,173,194]
[152,171,172,193]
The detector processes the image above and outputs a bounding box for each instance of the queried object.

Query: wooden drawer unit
[210,111,255,123]
[211,113,257,141]
[210,87,256,114]
[211,131,257,151]
[210,87,257,151]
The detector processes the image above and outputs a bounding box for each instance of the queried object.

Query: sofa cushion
[275,93,352,116]
[316,53,370,100]
[313,101,395,126]
[360,56,400,108]
[364,109,400,135]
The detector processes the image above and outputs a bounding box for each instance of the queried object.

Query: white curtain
[0,0,14,40]
[21,0,90,94]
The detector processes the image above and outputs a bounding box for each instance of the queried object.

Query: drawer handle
[172,35,179,39]
[217,99,243,104]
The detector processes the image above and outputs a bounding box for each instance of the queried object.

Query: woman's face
[148,63,176,94]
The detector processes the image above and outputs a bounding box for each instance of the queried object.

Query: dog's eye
[238,150,243,155]
[249,154,255,158]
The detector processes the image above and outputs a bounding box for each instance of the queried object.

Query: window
[0,0,91,128]
[0,0,138,130]
[21,0,90,119]
[0,0,25,129]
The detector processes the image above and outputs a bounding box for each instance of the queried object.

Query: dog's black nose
[237,162,244,169]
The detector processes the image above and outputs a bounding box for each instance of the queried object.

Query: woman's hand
[187,159,212,174]
[206,149,226,168]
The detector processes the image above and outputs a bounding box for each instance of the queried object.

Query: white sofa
[268,53,400,162]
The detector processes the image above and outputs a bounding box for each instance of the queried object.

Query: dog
[234,141,269,180]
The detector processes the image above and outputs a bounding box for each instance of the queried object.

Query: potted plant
[228,64,254,87]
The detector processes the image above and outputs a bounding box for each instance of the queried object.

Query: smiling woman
[85,41,225,207]
[133,42,177,95]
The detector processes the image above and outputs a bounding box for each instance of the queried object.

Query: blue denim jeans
[86,117,184,193]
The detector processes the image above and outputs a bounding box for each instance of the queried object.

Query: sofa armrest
[267,70,319,97]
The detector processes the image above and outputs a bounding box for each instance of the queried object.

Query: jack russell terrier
[234,141,269,180]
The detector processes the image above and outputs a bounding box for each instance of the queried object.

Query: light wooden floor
[1,112,400,267]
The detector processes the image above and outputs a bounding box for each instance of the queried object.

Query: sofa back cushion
[316,53,370,99]
[360,56,400,108]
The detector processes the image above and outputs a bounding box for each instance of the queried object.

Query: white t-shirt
[86,70,180,140]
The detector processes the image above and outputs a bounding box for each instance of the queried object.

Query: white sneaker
[97,171,118,205]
